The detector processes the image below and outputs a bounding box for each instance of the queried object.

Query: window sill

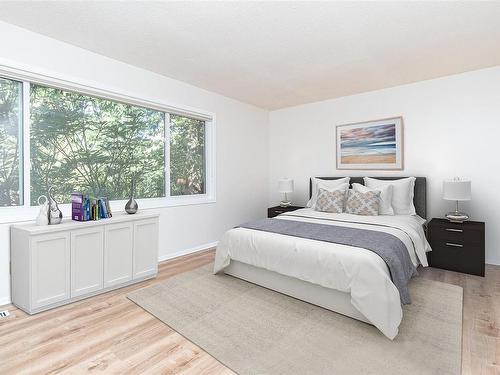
[0,195,216,225]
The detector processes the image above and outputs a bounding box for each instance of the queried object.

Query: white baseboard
[158,241,218,263]
[0,297,11,307]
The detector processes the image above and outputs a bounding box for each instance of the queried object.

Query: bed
[214,177,429,339]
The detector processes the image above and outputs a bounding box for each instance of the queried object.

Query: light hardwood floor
[0,249,499,374]
[419,264,500,375]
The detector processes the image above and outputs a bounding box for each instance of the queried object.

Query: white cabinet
[11,212,159,314]
[71,227,104,297]
[133,219,159,279]
[104,222,133,287]
[31,232,71,310]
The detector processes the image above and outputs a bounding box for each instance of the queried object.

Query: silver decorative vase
[125,180,138,214]
[47,187,63,225]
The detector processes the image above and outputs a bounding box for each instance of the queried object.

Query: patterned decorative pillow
[345,189,380,216]
[314,188,346,213]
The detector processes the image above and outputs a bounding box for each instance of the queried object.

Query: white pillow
[364,177,416,215]
[307,177,350,207]
[352,183,394,215]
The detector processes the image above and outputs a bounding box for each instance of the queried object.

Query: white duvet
[214,208,431,339]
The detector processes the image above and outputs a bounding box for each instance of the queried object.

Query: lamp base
[279,200,292,207]
[445,211,470,223]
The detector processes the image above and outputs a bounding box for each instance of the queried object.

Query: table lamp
[443,178,471,223]
[278,178,294,207]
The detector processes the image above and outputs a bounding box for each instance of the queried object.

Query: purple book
[71,193,84,221]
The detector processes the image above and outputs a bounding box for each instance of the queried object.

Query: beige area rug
[127,264,463,375]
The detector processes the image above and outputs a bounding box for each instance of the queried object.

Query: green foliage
[30,84,165,204]
[0,79,206,207]
[170,114,205,196]
[0,78,22,206]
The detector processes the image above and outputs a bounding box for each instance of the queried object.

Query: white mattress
[214,208,430,339]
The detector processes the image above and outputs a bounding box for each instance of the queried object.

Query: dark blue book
[99,198,108,219]
[84,196,90,221]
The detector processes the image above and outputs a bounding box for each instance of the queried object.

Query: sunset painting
[336,117,403,170]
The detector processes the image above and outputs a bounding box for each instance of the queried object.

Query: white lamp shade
[443,179,471,201]
[278,178,294,193]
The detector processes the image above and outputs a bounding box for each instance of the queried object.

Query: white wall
[269,66,500,265]
[0,22,269,305]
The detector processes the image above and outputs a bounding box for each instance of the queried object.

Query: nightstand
[268,205,304,218]
[427,218,485,276]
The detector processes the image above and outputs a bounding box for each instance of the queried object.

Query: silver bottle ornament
[47,187,63,225]
[36,195,49,226]
[125,180,138,214]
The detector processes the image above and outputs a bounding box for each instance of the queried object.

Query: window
[30,84,165,204]
[170,114,206,196]
[0,72,214,212]
[0,78,23,207]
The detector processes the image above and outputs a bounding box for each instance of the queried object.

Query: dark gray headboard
[309,177,427,219]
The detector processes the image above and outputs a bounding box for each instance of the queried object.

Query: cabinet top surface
[268,205,304,210]
[429,217,485,229]
[11,212,160,234]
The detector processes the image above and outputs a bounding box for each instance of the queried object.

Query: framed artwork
[336,116,404,170]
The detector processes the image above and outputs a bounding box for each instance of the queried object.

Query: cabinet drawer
[430,226,482,245]
[429,238,483,276]
[431,238,477,251]
[273,209,287,215]
[267,206,303,218]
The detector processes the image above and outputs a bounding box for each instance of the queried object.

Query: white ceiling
[1,1,500,109]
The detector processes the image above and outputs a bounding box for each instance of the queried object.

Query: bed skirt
[224,260,370,324]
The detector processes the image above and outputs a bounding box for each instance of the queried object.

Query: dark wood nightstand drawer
[429,239,482,276]
[430,227,482,245]
[430,237,477,252]
[267,205,304,218]
[272,209,288,216]
[430,222,482,245]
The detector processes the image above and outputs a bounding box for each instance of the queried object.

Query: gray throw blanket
[238,218,417,304]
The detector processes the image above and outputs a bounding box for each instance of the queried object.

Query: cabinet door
[104,223,133,288]
[133,219,159,279]
[70,227,104,298]
[31,232,71,309]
